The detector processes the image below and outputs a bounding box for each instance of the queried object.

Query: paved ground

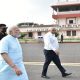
[25,65,80,80]
[21,43,80,80]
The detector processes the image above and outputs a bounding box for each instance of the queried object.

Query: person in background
[0,26,29,80]
[60,34,63,43]
[41,27,72,79]
[0,24,7,40]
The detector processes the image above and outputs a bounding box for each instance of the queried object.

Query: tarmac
[21,43,80,80]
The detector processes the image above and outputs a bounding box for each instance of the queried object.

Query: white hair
[7,26,18,35]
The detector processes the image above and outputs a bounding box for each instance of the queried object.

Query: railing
[56,24,80,28]
[57,11,80,15]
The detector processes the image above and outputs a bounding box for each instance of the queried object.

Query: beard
[15,34,21,38]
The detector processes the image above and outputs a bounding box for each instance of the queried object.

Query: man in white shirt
[41,27,72,79]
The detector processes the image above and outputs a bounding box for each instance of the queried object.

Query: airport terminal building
[51,0,80,38]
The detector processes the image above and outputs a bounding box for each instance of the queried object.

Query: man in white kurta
[0,26,29,80]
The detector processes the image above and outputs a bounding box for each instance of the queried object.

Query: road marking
[24,62,80,66]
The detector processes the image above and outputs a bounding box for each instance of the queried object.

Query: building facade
[51,0,80,39]
[19,24,55,39]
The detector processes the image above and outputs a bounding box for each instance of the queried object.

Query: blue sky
[0,0,57,27]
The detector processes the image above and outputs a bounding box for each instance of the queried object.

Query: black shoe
[62,73,72,77]
[41,75,50,79]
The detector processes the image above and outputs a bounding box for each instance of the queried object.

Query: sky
[0,0,57,27]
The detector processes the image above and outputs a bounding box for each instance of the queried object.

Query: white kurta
[0,35,29,80]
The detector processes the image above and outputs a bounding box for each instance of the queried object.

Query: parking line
[24,62,80,66]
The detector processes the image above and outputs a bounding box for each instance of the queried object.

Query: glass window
[72,30,76,36]
[67,31,71,36]
[28,32,33,37]
[38,32,41,36]
[69,20,73,24]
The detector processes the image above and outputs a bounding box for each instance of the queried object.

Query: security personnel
[0,24,7,40]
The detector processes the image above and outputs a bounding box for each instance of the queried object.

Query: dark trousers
[42,49,66,76]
